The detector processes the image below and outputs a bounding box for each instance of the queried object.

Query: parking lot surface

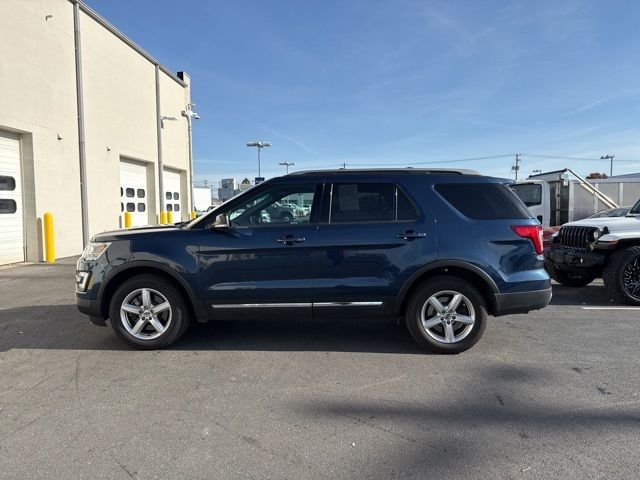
[0,258,639,479]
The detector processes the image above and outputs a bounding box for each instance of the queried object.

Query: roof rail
[289,168,480,176]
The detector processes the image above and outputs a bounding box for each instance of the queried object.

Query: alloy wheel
[120,288,172,340]
[420,290,475,344]
[622,256,640,300]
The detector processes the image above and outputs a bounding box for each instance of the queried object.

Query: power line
[345,154,515,167]
[522,153,640,163]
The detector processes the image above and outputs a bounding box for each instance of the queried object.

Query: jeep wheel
[281,213,293,223]
[603,246,640,305]
[406,276,487,354]
[108,274,191,349]
[544,260,594,287]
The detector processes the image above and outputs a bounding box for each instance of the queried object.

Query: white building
[0,0,193,265]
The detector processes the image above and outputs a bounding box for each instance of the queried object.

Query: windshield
[510,183,542,207]
[630,198,640,215]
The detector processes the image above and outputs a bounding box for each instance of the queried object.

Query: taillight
[511,225,544,255]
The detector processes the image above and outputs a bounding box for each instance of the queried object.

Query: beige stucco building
[0,0,193,265]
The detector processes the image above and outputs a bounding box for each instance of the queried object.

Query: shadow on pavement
[549,282,616,307]
[292,364,640,478]
[0,304,424,354]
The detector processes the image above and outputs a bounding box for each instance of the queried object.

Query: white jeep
[545,199,640,304]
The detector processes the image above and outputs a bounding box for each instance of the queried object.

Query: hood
[93,224,181,242]
[562,216,640,232]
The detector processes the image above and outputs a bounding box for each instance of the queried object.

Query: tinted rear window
[435,183,531,219]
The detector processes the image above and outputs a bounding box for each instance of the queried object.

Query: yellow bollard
[43,212,55,263]
[190,210,197,220]
[167,211,173,224]
[124,211,132,228]
[160,211,168,225]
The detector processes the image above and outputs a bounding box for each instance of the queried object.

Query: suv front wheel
[406,276,487,354]
[108,274,191,349]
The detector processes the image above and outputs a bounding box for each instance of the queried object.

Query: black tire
[406,276,487,354]
[544,260,594,287]
[603,246,640,305]
[108,274,191,349]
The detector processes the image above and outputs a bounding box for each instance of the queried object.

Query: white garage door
[120,160,149,227]
[163,169,182,223]
[0,131,24,265]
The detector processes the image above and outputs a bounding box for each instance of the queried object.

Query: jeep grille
[558,226,598,250]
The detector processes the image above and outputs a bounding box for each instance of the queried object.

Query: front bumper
[76,295,107,326]
[544,247,605,269]
[494,287,552,316]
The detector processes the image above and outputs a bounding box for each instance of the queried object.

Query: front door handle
[397,231,427,240]
[277,235,306,245]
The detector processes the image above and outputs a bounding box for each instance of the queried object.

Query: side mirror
[213,213,230,229]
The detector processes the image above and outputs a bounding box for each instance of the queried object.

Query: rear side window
[330,183,395,223]
[435,183,530,219]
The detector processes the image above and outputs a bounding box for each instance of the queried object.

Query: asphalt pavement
[0,257,638,479]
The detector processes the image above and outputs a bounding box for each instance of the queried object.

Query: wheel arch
[98,261,208,322]
[396,261,499,317]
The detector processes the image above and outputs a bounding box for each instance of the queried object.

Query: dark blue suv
[76,169,551,353]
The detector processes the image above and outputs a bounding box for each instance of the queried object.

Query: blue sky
[87,0,640,185]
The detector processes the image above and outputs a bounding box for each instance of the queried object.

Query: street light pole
[600,154,615,177]
[278,161,295,174]
[182,103,200,215]
[246,141,271,180]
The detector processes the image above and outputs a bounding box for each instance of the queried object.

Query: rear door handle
[277,235,306,245]
[397,231,427,240]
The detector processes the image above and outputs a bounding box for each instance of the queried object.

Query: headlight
[82,242,111,261]
[592,229,600,240]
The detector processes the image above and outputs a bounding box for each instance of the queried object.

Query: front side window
[227,183,316,227]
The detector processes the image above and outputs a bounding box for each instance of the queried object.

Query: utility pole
[512,153,522,181]
[246,141,271,180]
[182,103,200,214]
[278,162,295,174]
[600,154,615,177]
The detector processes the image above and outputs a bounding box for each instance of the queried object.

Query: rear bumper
[494,287,552,316]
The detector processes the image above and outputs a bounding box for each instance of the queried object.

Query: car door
[197,181,321,320]
[312,180,437,318]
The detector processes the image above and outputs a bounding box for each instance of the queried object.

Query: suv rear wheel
[544,260,594,287]
[108,274,191,349]
[603,246,640,305]
[406,276,487,354]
